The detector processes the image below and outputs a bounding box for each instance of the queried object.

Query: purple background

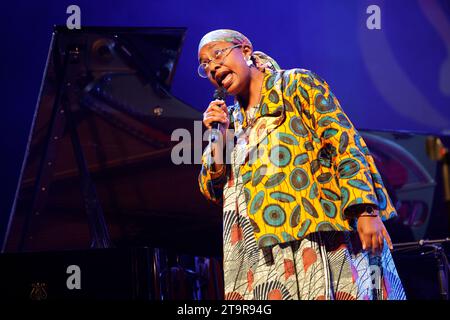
[0,0,449,242]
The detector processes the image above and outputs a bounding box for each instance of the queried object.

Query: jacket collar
[231,68,285,129]
[230,68,287,155]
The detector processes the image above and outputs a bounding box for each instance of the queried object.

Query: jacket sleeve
[297,69,397,221]
[198,143,228,206]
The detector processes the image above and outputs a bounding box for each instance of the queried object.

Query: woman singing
[198,29,406,300]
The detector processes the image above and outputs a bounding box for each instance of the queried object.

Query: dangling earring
[246,57,253,67]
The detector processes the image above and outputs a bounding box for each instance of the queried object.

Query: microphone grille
[213,87,227,100]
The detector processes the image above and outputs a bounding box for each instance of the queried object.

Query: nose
[211,60,222,68]
[210,62,223,80]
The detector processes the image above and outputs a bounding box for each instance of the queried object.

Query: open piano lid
[2,26,222,256]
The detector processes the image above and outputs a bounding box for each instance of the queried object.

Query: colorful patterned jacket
[198,68,397,248]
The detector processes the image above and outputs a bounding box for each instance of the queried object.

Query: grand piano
[0,26,448,300]
[0,26,223,300]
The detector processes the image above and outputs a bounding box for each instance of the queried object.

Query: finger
[208,100,226,110]
[204,110,227,120]
[361,234,372,252]
[210,99,225,105]
[204,108,228,118]
[377,234,384,255]
[212,99,226,104]
[218,104,228,114]
[212,102,229,116]
[371,235,379,256]
[205,115,229,127]
[382,227,393,250]
[206,107,228,117]
[204,115,228,126]
[210,105,228,118]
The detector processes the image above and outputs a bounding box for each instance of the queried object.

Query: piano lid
[53,25,187,89]
[2,26,223,256]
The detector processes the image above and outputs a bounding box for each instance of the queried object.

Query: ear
[241,44,253,60]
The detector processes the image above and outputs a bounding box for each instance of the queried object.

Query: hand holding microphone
[203,87,229,172]
[202,87,229,144]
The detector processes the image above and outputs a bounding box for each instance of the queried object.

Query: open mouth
[216,70,233,88]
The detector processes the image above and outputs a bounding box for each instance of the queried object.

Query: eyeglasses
[198,44,242,78]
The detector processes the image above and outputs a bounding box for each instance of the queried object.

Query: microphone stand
[393,237,450,300]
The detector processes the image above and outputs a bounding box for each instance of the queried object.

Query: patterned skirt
[223,209,406,300]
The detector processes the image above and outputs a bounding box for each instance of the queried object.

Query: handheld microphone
[211,87,227,143]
